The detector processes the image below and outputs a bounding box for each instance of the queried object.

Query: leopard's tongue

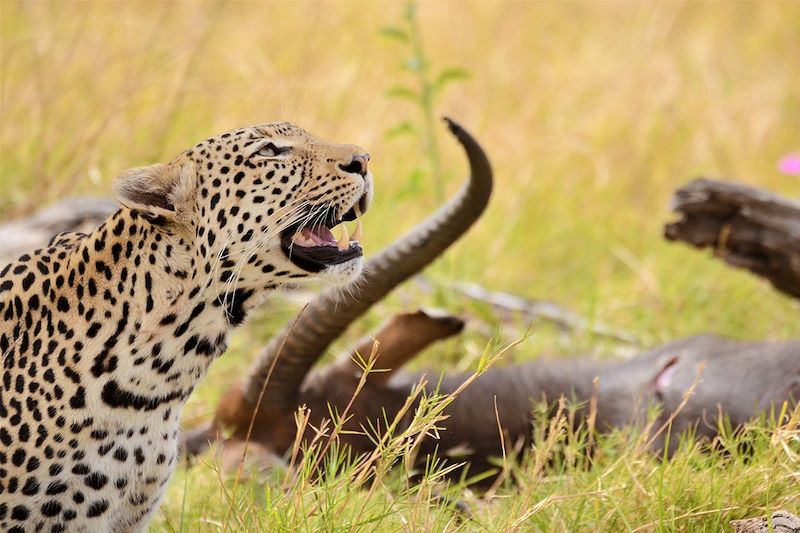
[291,227,337,248]
[290,220,363,251]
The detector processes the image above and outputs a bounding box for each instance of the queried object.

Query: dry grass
[2,1,799,531]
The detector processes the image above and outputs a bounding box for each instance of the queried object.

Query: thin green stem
[406,1,444,204]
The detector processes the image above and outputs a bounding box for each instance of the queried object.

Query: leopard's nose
[339,153,369,177]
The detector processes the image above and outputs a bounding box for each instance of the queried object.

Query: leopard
[0,122,373,532]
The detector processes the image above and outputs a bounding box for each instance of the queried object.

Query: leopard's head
[113,122,373,293]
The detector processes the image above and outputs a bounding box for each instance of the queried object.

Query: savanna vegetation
[1,2,798,531]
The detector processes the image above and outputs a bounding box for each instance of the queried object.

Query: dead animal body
[185,127,799,478]
[189,312,799,476]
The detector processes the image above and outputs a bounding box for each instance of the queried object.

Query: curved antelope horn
[241,118,493,410]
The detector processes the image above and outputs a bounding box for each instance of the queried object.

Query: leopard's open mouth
[280,195,367,273]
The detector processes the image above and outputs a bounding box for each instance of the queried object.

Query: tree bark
[664,178,800,299]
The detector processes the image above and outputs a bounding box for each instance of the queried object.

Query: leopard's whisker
[219,200,311,317]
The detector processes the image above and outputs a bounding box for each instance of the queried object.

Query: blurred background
[2,1,799,380]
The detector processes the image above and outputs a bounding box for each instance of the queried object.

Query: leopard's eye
[257,142,291,158]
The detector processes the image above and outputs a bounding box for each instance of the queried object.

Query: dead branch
[416,277,638,344]
[665,178,800,299]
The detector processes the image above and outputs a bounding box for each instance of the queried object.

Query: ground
[1,2,798,531]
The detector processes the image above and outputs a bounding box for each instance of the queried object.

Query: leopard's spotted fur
[0,122,372,532]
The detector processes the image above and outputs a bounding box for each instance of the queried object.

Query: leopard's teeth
[337,223,350,251]
[351,219,363,242]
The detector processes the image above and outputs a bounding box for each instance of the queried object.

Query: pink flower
[778,154,800,176]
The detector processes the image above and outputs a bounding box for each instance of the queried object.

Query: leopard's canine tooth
[337,223,350,251]
[352,219,363,241]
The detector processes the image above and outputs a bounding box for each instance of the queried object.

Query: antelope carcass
[185,121,799,476]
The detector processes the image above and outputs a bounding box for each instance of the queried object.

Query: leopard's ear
[113,163,194,220]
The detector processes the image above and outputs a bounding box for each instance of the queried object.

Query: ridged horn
[241,117,493,409]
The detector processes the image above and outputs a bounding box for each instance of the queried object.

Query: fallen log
[665,178,800,299]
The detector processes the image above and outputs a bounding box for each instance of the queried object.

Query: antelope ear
[113,163,192,220]
[332,310,465,385]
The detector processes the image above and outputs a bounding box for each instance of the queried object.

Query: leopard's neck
[59,208,269,422]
